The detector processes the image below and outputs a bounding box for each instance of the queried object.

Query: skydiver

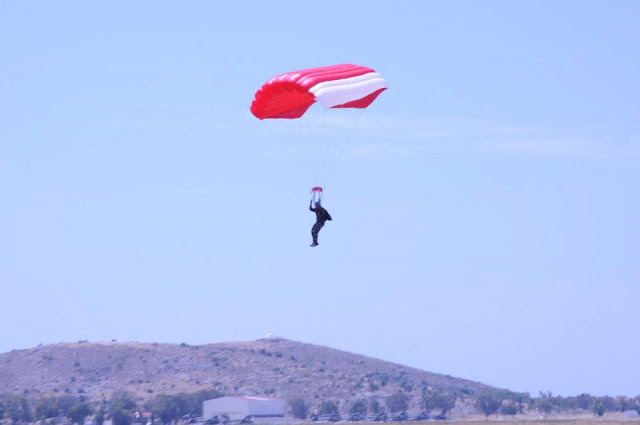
[309,200,332,247]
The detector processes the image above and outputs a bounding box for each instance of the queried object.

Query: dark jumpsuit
[310,204,332,244]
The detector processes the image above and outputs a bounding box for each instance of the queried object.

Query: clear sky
[2,1,639,398]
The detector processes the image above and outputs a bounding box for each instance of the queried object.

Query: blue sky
[2,1,639,397]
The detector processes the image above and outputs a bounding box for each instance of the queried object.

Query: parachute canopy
[311,186,323,204]
[251,64,387,120]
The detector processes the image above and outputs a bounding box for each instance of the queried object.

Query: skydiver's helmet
[315,201,321,207]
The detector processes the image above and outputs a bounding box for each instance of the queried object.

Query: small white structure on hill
[203,396,286,421]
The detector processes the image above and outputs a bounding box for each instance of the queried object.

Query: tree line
[2,389,639,424]
[0,390,224,425]
[0,394,93,425]
[289,390,640,420]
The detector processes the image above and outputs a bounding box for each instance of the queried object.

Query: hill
[0,336,511,414]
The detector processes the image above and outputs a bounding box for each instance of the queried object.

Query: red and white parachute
[251,64,387,120]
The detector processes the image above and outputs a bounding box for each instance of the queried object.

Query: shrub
[423,392,456,417]
[111,409,133,425]
[386,392,409,414]
[318,401,339,416]
[535,398,554,417]
[475,393,502,417]
[593,401,605,417]
[69,402,94,425]
[349,400,368,416]
[500,403,519,417]
[370,400,382,415]
[34,397,59,420]
[95,407,106,425]
[290,398,308,419]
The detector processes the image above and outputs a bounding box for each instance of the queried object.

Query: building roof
[231,396,275,401]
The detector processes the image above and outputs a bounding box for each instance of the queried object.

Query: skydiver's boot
[310,241,318,247]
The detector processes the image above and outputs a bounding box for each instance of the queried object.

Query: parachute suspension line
[321,108,333,185]
[314,110,320,184]
[317,107,327,186]
[294,97,314,185]
[297,112,308,175]
[270,97,306,190]
[262,110,290,190]
[324,108,365,188]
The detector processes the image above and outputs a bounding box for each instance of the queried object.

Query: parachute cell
[250,64,387,120]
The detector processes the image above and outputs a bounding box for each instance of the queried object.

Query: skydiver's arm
[309,202,316,212]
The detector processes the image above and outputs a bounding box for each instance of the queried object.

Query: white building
[203,396,286,421]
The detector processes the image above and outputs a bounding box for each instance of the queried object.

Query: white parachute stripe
[308,72,384,94]
[313,77,387,109]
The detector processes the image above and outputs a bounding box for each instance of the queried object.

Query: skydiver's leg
[314,222,324,242]
[311,221,323,246]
